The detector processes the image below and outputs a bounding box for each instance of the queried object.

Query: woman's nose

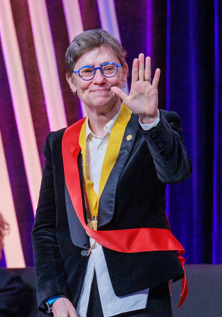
[93,69,106,83]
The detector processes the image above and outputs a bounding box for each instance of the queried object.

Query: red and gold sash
[62,107,188,308]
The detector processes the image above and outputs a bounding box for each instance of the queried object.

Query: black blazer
[32,110,192,311]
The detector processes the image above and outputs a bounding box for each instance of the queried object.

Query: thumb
[111,86,128,101]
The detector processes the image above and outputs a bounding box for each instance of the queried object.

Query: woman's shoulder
[0,268,24,290]
[0,268,25,315]
[159,109,181,126]
[47,117,86,143]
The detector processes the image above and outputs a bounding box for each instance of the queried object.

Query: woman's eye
[82,68,93,73]
[103,66,114,71]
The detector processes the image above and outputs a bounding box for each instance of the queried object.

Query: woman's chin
[89,96,118,108]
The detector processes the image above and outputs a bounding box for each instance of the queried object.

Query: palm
[111,54,160,123]
[127,79,158,116]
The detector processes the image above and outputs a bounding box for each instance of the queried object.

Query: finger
[145,56,151,82]
[138,53,145,81]
[111,86,128,101]
[152,68,161,89]
[131,58,139,83]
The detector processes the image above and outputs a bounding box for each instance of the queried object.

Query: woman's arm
[32,132,70,312]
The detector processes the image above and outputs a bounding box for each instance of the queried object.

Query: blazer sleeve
[32,132,70,312]
[139,110,192,183]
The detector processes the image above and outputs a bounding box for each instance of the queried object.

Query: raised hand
[111,53,160,124]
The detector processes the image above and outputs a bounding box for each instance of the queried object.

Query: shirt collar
[86,104,122,139]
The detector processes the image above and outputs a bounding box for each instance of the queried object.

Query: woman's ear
[66,73,77,94]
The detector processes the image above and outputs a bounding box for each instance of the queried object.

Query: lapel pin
[126,135,132,141]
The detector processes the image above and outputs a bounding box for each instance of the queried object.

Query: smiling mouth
[90,88,111,92]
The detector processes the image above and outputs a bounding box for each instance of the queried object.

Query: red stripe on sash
[62,119,188,308]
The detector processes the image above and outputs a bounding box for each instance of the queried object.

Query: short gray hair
[65,29,127,77]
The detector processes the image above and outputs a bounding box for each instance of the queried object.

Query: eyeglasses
[73,62,122,81]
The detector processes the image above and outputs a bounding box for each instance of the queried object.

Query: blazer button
[151,133,157,139]
[81,250,88,257]
[158,142,163,148]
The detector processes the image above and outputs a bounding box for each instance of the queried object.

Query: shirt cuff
[47,296,63,305]
[139,110,160,130]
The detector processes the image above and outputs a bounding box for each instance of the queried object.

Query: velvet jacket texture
[32,110,192,312]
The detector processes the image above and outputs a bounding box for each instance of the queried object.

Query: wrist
[45,296,64,314]
[139,110,159,124]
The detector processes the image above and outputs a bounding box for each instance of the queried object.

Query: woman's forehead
[75,46,119,67]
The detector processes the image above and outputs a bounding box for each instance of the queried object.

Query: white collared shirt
[77,107,160,317]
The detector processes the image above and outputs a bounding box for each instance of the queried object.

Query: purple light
[212,0,219,264]
[146,0,152,57]
[165,0,171,217]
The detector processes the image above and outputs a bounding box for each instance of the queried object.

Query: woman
[32,29,192,317]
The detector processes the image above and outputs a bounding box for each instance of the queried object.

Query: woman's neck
[86,101,121,137]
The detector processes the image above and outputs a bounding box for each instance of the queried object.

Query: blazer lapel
[98,113,140,228]
[65,180,89,249]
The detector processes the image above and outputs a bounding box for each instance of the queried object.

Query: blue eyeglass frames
[73,62,122,81]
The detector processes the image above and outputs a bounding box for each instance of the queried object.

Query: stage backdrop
[0,0,221,268]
